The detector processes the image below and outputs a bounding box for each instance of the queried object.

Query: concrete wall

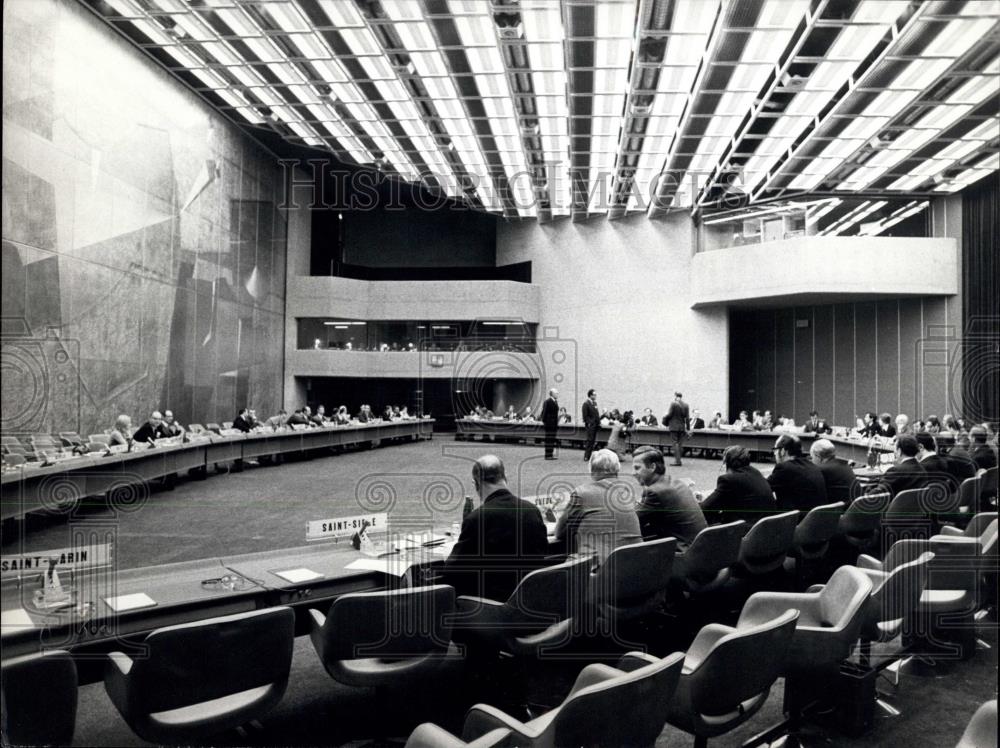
[2,0,289,436]
[496,212,730,420]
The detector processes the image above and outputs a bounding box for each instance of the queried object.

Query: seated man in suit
[555,449,641,565]
[689,409,706,430]
[878,435,927,498]
[945,432,979,484]
[232,408,254,432]
[161,410,185,437]
[809,438,857,502]
[442,455,549,601]
[915,431,955,495]
[803,411,833,435]
[631,446,706,548]
[131,411,166,443]
[970,426,998,470]
[699,446,776,526]
[768,434,828,514]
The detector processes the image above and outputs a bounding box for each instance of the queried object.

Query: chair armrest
[939,525,964,537]
[453,596,509,628]
[463,704,538,743]
[616,651,660,673]
[856,554,884,571]
[107,651,133,676]
[308,608,327,659]
[806,584,826,593]
[567,663,624,696]
[685,624,735,671]
[858,568,888,588]
[738,592,810,628]
[405,722,468,748]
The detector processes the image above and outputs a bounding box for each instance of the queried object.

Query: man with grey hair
[131,411,166,444]
[809,438,857,502]
[554,449,641,565]
[442,455,549,601]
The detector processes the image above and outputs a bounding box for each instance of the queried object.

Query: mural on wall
[1,0,286,436]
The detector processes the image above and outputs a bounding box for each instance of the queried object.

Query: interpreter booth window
[297,319,539,352]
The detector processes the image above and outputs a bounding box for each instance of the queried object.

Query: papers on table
[401,532,449,548]
[1,608,36,635]
[272,567,323,583]
[344,557,414,577]
[103,592,157,612]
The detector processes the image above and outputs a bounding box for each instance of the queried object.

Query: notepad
[0,608,36,635]
[103,592,157,612]
[344,558,410,577]
[272,568,323,583]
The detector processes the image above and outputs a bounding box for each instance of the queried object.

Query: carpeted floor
[6,439,998,746]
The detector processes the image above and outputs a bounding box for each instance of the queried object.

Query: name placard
[306,513,388,542]
[522,494,566,510]
[1,543,113,577]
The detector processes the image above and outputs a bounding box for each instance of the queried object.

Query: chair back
[591,537,676,604]
[688,609,799,716]
[839,491,889,530]
[88,434,110,445]
[508,556,592,622]
[738,511,798,573]
[320,585,454,660]
[188,423,205,433]
[817,566,874,639]
[59,432,84,447]
[205,423,221,433]
[3,453,27,466]
[793,502,845,558]
[673,521,746,585]
[957,700,997,748]
[885,487,930,522]
[222,421,234,429]
[553,652,685,748]
[0,436,21,446]
[958,476,982,514]
[125,607,294,714]
[867,551,933,631]
[1,650,77,747]
[963,512,998,539]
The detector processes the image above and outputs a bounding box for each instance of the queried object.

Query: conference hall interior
[2,0,998,746]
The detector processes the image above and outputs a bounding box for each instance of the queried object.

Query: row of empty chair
[3,512,995,746]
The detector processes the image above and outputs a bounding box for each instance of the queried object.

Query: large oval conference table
[0,419,435,522]
[455,418,893,464]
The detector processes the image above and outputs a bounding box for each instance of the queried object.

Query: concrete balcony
[287,276,540,321]
[691,236,959,308]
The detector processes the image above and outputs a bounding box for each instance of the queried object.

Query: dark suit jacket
[971,445,998,470]
[540,397,560,429]
[582,399,600,428]
[918,453,954,492]
[816,459,857,502]
[690,418,706,430]
[945,447,979,484]
[803,419,833,435]
[768,457,828,514]
[700,467,776,527]
[663,400,689,432]
[443,488,549,602]
[878,458,927,498]
[232,415,254,432]
[132,421,166,443]
[636,475,706,547]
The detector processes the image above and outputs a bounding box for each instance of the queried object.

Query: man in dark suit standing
[662,392,690,467]
[540,388,560,460]
[442,455,549,602]
[768,434,828,514]
[878,435,927,498]
[582,389,600,461]
[809,438,857,502]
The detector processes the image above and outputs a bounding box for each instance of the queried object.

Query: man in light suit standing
[582,389,600,462]
[662,392,690,467]
[540,388,560,460]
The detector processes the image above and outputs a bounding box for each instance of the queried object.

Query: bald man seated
[442,455,549,602]
[809,439,857,503]
[131,411,166,444]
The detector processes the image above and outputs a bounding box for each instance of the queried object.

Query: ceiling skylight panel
[317,0,366,28]
[340,27,383,57]
[453,13,495,46]
[839,116,889,140]
[923,18,996,58]
[532,71,566,96]
[595,1,636,37]
[592,95,623,116]
[215,89,247,109]
[465,47,505,74]
[215,7,257,37]
[329,82,364,103]
[358,56,395,81]
[392,22,438,51]
[854,1,911,24]
[244,37,283,63]
[482,97,515,119]
[759,0,810,28]
[645,115,680,137]
[265,2,310,33]
[536,97,567,116]
[892,58,956,91]
[521,6,564,43]
[920,103,973,131]
[863,89,920,119]
[657,66,696,93]
[526,43,564,70]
